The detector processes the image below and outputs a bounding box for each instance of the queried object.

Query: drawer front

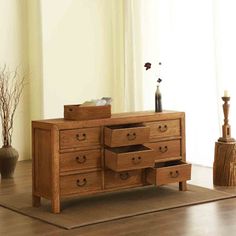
[145,120,180,141]
[146,162,191,185]
[104,125,150,147]
[104,169,143,189]
[105,146,154,171]
[60,149,101,172]
[145,140,181,161]
[60,127,100,149]
[60,171,102,195]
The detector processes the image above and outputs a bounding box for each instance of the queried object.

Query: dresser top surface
[34,110,184,123]
[32,111,185,129]
[32,110,184,129]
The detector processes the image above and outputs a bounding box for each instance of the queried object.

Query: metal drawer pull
[76,178,87,187]
[119,172,130,180]
[169,171,179,178]
[132,156,142,164]
[159,146,168,153]
[158,124,168,132]
[76,133,86,141]
[127,132,136,140]
[76,155,86,164]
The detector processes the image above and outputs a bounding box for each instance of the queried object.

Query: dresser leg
[51,198,60,213]
[32,195,41,207]
[179,181,187,191]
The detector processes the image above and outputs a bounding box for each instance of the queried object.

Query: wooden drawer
[146,161,191,185]
[145,120,180,141]
[104,169,143,189]
[145,140,181,161]
[105,145,154,171]
[60,149,101,172]
[60,171,102,195]
[104,124,150,147]
[60,127,100,149]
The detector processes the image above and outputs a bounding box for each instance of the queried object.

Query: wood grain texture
[104,125,150,147]
[60,149,101,172]
[33,111,184,130]
[105,146,154,171]
[214,141,236,186]
[104,170,143,189]
[33,128,52,198]
[64,104,111,120]
[180,113,187,190]
[51,126,60,213]
[145,119,181,140]
[180,113,186,162]
[146,161,191,186]
[60,171,102,196]
[32,123,39,207]
[60,127,101,149]
[32,111,189,213]
[145,139,181,161]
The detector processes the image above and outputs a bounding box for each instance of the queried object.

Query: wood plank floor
[1,161,236,236]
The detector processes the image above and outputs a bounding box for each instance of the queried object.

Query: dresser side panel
[180,114,186,162]
[33,127,52,198]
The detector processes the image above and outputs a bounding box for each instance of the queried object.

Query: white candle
[224,90,229,97]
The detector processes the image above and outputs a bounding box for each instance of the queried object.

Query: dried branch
[0,66,26,147]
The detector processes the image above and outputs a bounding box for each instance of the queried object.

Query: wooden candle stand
[214,96,236,186]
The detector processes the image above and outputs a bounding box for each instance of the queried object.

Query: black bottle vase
[155,86,162,112]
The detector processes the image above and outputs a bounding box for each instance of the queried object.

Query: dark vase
[155,85,162,112]
[0,146,19,178]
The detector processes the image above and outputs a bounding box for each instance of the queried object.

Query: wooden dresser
[32,111,191,213]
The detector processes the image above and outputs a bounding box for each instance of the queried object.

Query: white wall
[40,0,114,118]
[141,0,220,167]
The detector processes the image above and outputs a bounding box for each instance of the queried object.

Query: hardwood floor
[1,161,236,236]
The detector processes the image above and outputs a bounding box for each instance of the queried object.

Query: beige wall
[27,0,44,121]
[0,0,30,160]
[0,0,123,160]
[40,0,115,118]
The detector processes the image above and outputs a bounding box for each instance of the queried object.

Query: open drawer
[105,145,155,171]
[104,124,150,147]
[146,161,191,186]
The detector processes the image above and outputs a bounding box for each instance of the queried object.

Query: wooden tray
[64,104,111,120]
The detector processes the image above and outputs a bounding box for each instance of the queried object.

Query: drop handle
[158,124,168,132]
[76,133,86,141]
[119,172,130,180]
[159,146,168,153]
[76,178,87,187]
[127,132,136,141]
[76,155,86,164]
[169,170,179,178]
[132,156,142,164]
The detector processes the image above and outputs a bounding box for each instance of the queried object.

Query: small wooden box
[64,104,111,120]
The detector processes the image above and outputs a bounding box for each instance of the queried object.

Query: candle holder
[214,96,236,186]
[218,96,235,143]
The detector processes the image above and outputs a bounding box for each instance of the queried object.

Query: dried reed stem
[0,65,26,147]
